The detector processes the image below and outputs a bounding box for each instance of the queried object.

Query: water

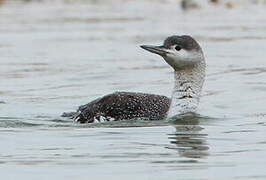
[1,0,266,179]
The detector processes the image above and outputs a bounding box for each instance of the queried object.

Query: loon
[62,35,206,123]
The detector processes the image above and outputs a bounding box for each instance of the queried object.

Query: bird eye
[175,46,182,51]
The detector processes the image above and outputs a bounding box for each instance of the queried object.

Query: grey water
[1,0,266,179]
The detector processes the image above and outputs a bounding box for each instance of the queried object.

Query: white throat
[167,61,205,118]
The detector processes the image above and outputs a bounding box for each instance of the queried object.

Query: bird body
[71,92,170,123]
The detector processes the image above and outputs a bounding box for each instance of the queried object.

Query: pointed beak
[140,45,168,57]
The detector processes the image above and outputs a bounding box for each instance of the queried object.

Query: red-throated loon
[62,35,206,123]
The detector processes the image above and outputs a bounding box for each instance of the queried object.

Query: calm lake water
[1,0,266,179]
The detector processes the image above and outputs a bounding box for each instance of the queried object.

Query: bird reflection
[167,115,209,159]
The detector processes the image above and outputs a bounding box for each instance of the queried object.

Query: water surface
[1,0,266,179]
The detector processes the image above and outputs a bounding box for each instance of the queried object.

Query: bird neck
[167,61,205,118]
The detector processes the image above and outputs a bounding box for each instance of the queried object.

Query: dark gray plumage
[63,92,170,123]
[163,35,201,51]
